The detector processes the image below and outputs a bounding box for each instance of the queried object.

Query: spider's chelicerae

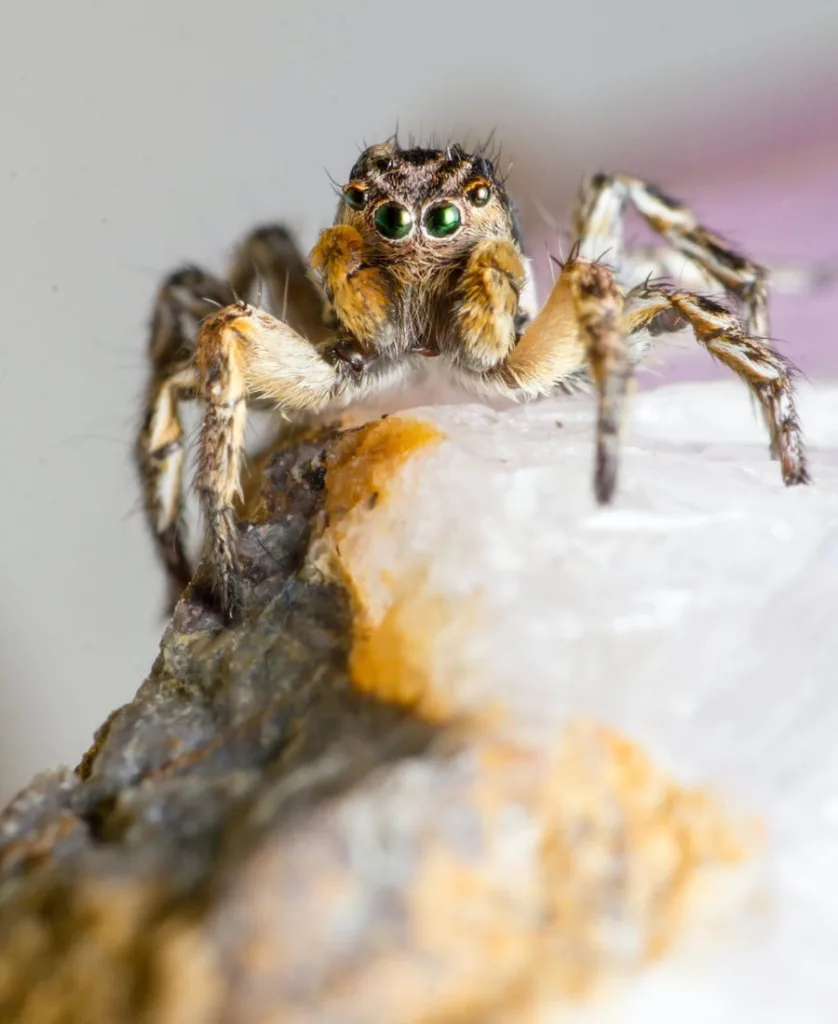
[139,138,810,617]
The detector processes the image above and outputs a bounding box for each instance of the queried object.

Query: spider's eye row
[343,185,367,210]
[424,202,461,238]
[374,203,413,240]
[465,182,491,207]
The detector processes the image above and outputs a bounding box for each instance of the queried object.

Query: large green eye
[466,182,491,207]
[374,203,413,240]
[344,186,367,210]
[424,203,461,238]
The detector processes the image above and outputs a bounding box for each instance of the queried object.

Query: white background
[1,0,837,799]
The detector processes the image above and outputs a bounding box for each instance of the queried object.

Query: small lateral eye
[466,182,491,207]
[374,203,413,240]
[343,185,367,210]
[424,202,461,238]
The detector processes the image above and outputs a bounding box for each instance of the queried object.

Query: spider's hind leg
[139,226,331,612]
[138,266,234,608]
[575,173,810,481]
[227,224,328,343]
[624,283,809,484]
[575,173,770,334]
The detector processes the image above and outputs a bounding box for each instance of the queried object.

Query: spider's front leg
[196,225,395,617]
[452,240,629,501]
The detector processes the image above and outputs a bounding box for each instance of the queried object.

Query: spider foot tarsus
[199,506,247,621]
[756,378,810,486]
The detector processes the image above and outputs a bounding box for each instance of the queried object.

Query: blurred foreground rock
[3,382,838,1022]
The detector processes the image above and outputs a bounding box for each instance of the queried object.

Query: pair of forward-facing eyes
[342,180,492,240]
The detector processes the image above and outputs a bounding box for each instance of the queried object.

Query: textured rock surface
[2,380,837,1022]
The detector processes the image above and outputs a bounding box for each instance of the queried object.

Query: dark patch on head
[347,139,513,211]
[396,147,447,167]
[470,153,496,182]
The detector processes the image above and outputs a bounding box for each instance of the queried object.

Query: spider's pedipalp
[452,238,526,371]
[309,225,395,353]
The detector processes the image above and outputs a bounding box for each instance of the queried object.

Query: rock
[2,381,837,1022]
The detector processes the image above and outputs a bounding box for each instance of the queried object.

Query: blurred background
[1,0,837,801]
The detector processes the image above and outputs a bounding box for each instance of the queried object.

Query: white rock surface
[343,379,838,1021]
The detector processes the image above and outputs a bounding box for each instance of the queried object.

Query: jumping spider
[139,139,809,618]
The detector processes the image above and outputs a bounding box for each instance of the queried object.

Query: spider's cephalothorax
[313,140,537,373]
[138,138,811,617]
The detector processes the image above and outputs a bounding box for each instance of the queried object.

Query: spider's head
[335,140,522,261]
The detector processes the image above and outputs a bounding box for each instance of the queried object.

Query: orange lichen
[400,726,756,1020]
[321,415,475,719]
[0,878,162,1022]
[405,846,539,1023]
[313,415,758,1016]
[337,724,758,1021]
[348,587,459,719]
[347,576,490,721]
[536,721,756,1000]
[324,415,443,528]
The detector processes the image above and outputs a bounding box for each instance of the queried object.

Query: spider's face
[335,141,521,263]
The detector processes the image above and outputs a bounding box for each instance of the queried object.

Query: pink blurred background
[528,98,838,383]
